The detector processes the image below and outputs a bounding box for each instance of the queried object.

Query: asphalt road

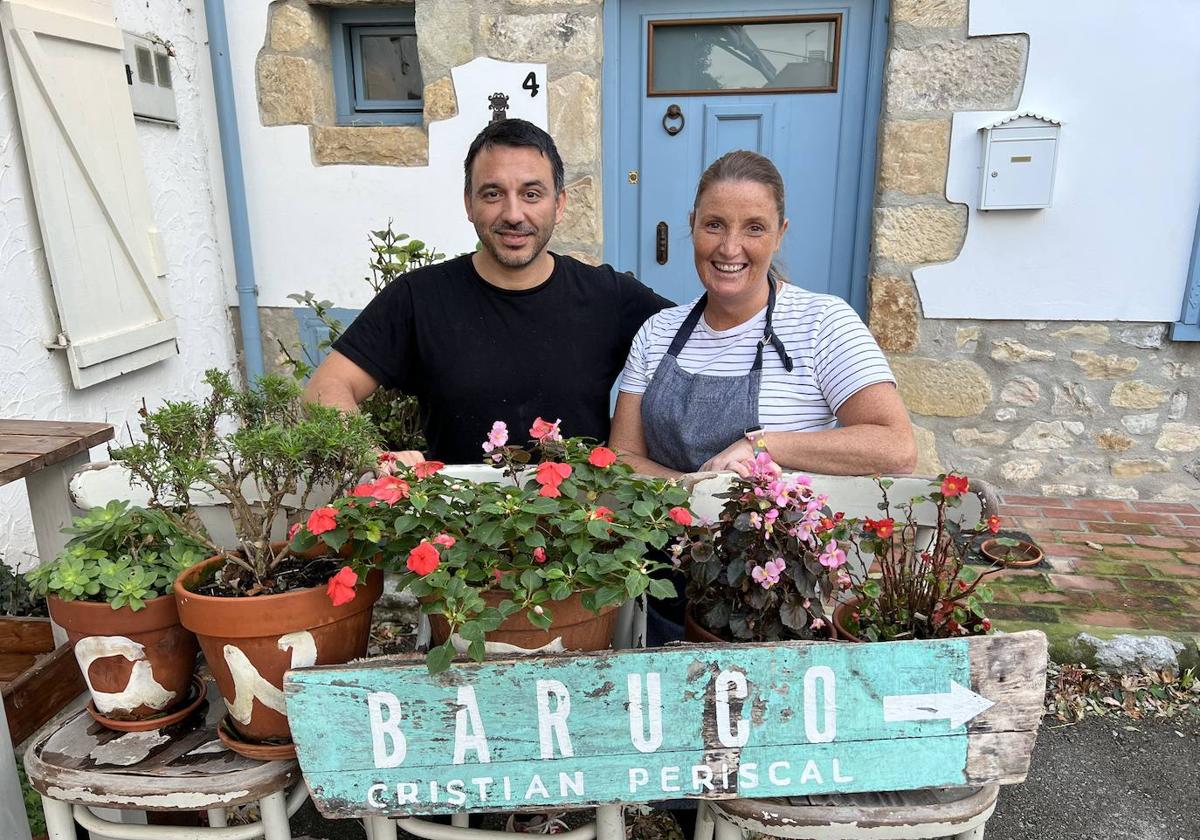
[989,715,1200,840]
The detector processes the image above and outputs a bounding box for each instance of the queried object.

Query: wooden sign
[285,631,1046,818]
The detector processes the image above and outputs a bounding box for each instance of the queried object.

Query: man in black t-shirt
[304,119,671,465]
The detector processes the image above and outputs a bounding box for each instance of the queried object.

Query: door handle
[656,221,668,265]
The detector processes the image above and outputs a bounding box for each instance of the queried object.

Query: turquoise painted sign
[284,635,1046,818]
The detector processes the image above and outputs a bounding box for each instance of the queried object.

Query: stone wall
[868,0,1200,502]
[255,0,603,261]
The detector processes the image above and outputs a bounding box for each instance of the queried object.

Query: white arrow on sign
[883,680,994,728]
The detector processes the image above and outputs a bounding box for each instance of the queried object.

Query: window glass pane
[154,52,172,89]
[358,30,423,102]
[135,46,154,84]
[650,18,838,94]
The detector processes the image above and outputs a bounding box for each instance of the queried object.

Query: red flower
[941,474,969,497]
[414,461,444,479]
[589,506,615,522]
[981,618,992,632]
[351,483,376,498]
[371,476,410,504]
[533,547,547,564]
[406,543,440,576]
[587,446,617,468]
[326,566,358,606]
[433,533,456,548]
[987,515,1001,534]
[287,522,302,541]
[529,417,562,442]
[535,461,572,497]
[862,518,877,533]
[668,507,693,526]
[875,518,895,539]
[306,506,337,535]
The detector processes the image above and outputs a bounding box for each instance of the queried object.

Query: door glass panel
[650,16,839,95]
[358,29,423,102]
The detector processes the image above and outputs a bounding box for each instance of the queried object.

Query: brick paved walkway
[987,494,1200,665]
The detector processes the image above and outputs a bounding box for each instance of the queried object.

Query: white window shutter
[0,0,177,389]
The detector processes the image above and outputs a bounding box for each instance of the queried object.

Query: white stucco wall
[226,4,547,308]
[0,0,239,569]
[915,0,1200,320]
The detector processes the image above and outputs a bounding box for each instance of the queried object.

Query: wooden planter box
[1,616,84,745]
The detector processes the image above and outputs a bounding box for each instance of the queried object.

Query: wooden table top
[0,419,114,487]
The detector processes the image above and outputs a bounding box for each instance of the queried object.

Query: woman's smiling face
[691,179,788,309]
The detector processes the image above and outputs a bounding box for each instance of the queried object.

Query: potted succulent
[23,501,208,729]
[833,474,1001,642]
[675,451,847,643]
[294,418,693,673]
[112,369,382,755]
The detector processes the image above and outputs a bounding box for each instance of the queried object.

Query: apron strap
[756,281,794,373]
[665,295,708,358]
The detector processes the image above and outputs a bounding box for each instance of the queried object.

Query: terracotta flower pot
[427,588,618,653]
[174,552,383,748]
[980,537,1043,568]
[683,607,725,643]
[48,594,198,724]
[831,599,865,643]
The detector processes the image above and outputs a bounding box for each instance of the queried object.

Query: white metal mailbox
[978,113,1061,210]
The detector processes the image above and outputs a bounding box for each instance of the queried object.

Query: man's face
[465,145,566,269]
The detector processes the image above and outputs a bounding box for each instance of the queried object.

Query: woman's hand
[698,438,757,477]
[376,450,425,476]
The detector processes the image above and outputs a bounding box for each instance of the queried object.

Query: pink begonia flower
[810,617,826,631]
[529,417,563,443]
[751,557,786,589]
[763,508,779,526]
[747,512,761,530]
[482,421,509,453]
[819,540,847,569]
[432,533,456,548]
[287,522,302,541]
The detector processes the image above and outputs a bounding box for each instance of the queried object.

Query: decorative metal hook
[662,103,684,136]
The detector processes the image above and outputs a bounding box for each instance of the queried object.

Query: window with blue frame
[331,8,423,126]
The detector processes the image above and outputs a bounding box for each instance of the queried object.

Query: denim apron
[641,280,794,473]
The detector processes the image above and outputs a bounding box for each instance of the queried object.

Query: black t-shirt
[333,253,672,463]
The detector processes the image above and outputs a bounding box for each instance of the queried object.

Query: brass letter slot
[1010,155,1032,163]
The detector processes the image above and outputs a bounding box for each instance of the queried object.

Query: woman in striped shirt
[610,150,916,478]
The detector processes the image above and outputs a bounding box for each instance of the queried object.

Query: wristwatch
[744,425,768,453]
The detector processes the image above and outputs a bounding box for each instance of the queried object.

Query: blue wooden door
[611,0,880,311]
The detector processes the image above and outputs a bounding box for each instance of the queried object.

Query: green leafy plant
[17,759,45,837]
[0,558,45,617]
[110,369,379,595]
[294,418,693,673]
[23,501,208,610]
[841,474,1000,641]
[679,451,850,642]
[279,222,445,451]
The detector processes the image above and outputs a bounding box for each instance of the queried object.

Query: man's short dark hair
[463,119,565,196]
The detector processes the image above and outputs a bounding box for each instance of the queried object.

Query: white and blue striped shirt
[619,284,895,431]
